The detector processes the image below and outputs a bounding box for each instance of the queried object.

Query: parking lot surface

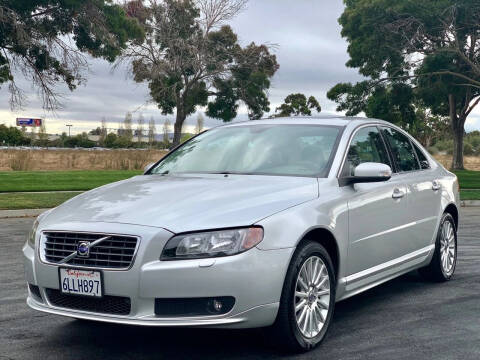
[1,209,479,359]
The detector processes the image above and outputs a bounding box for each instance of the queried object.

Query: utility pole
[66,124,73,137]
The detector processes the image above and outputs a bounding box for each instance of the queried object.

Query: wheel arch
[444,203,459,230]
[296,227,340,278]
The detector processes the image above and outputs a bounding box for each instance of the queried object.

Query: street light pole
[66,124,72,137]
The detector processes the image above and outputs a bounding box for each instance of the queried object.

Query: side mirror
[339,162,392,186]
[143,162,155,174]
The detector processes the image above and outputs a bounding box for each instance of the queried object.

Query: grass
[453,170,480,190]
[0,192,82,210]
[0,168,479,210]
[460,190,480,200]
[2,188,479,211]
[0,170,142,192]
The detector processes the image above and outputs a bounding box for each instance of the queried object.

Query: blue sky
[1,0,480,134]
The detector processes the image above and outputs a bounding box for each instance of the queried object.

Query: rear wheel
[269,241,336,353]
[419,213,457,281]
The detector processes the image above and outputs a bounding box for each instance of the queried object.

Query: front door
[342,126,410,277]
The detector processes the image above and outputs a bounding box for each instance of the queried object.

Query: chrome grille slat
[42,231,139,270]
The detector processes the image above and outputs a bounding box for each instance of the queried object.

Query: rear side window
[413,143,430,170]
[381,127,420,172]
[342,126,391,176]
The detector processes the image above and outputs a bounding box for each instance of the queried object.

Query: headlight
[161,227,264,260]
[27,219,39,248]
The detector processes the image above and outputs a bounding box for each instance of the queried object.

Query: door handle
[432,180,441,191]
[392,188,405,199]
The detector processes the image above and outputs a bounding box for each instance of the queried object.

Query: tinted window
[342,126,391,177]
[413,143,430,170]
[151,125,342,177]
[381,127,420,172]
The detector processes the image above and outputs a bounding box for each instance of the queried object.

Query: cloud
[2,0,478,134]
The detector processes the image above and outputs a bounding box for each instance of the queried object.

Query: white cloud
[1,0,478,133]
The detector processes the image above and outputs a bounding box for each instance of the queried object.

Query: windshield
[150,124,342,177]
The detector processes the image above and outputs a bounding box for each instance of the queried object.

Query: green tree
[0,124,28,145]
[123,0,279,146]
[327,0,480,169]
[104,133,118,148]
[275,93,321,117]
[0,0,143,109]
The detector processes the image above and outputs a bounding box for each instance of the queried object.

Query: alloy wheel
[440,220,456,276]
[294,256,331,338]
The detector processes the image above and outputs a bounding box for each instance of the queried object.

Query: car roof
[221,115,390,128]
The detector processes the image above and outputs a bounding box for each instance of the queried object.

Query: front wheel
[419,213,457,282]
[269,241,336,353]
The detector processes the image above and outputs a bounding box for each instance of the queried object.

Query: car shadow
[39,271,435,359]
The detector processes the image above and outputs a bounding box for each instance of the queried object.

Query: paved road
[1,209,479,359]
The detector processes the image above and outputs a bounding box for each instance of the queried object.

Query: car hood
[41,174,319,233]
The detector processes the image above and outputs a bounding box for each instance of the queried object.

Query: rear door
[381,127,440,252]
[343,126,409,276]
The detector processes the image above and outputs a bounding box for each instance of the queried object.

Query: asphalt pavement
[1,209,479,359]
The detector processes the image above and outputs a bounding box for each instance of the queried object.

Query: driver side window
[342,126,391,177]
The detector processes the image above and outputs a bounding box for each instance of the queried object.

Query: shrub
[464,142,475,156]
[435,139,453,152]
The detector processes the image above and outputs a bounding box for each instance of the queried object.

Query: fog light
[212,299,223,312]
[155,296,235,316]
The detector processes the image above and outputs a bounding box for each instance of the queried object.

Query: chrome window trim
[38,230,141,271]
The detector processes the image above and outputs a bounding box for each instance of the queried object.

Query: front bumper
[24,221,293,329]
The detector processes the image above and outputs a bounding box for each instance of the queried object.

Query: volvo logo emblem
[77,241,90,257]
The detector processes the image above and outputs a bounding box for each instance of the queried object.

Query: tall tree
[195,113,205,134]
[0,0,143,109]
[37,122,48,145]
[327,0,480,169]
[100,117,107,146]
[123,112,133,142]
[122,0,279,146]
[136,113,145,143]
[162,119,171,146]
[275,93,321,117]
[148,117,156,146]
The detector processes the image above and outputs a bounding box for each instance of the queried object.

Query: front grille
[43,232,138,269]
[46,289,131,315]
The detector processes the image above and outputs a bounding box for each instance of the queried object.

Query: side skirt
[336,245,434,302]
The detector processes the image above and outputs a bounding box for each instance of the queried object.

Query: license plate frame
[58,267,104,298]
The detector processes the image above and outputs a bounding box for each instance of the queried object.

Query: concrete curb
[0,208,50,219]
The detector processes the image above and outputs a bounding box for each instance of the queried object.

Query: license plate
[59,268,103,298]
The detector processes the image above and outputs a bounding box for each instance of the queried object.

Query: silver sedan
[23,117,459,352]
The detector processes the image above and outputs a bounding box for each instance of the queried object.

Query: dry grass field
[1,149,480,172]
[434,155,480,171]
[0,149,168,171]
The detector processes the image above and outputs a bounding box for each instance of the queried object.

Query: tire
[268,241,336,353]
[419,213,457,282]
